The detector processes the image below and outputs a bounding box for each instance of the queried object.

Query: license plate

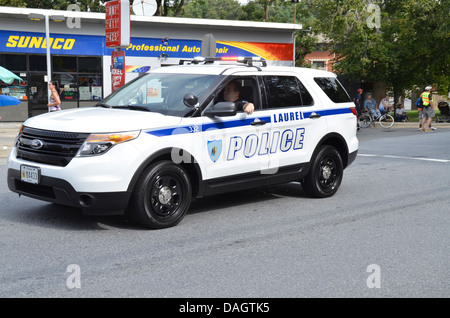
[20,165,40,184]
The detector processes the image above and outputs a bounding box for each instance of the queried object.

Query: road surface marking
[359,154,450,163]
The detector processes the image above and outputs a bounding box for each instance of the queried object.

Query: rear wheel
[302,146,343,198]
[129,161,192,229]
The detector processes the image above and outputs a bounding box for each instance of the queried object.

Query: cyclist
[379,95,393,114]
[364,94,381,118]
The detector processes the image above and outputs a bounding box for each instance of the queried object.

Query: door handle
[251,120,266,126]
[309,113,321,119]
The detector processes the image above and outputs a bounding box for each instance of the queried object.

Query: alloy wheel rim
[150,174,182,217]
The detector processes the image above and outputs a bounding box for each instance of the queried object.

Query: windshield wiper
[114,105,152,112]
[95,103,112,108]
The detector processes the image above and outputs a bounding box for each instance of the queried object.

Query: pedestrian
[353,88,363,130]
[353,88,363,116]
[47,81,61,112]
[416,95,423,130]
[395,104,408,122]
[364,94,380,118]
[420,86,435,132]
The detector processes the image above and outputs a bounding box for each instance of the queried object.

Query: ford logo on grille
[29,139,44,149]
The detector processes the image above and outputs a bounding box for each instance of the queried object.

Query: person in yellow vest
[420,86,435,132]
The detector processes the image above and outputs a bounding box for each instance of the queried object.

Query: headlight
[76,131,140,157]
[14,125,24,147]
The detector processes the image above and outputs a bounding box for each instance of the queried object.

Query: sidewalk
[1,121,450,159]
[0,122,22,160]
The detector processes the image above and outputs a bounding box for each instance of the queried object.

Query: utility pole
[291,0,299,24]
[264,0,270,22]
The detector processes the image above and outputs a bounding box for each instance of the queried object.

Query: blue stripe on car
[145,108,351,137]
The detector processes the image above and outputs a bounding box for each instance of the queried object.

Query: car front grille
[16,126,89,167]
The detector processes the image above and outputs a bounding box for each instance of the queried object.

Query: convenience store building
[0,6,301,121]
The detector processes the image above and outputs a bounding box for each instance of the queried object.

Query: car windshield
[102,73,220,116]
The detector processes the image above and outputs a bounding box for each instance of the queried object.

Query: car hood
[22,108,182,133]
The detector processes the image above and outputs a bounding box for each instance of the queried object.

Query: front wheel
[301,146,343,198]
[128,161,192,229]
[358,113,371,128]
[379,114,394,128]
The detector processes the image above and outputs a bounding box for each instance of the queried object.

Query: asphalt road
[0,127,449,299]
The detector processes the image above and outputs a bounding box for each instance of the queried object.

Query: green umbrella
[0,66,23,84]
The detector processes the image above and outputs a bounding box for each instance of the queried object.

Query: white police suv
[7,57,358,229]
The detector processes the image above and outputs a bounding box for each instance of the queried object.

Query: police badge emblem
[207,139,222,162]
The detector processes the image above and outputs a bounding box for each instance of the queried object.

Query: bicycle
[358,109,394,128]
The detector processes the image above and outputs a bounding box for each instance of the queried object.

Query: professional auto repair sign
[105,0,130,48]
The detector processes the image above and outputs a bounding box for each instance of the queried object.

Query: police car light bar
[191,56,267,67]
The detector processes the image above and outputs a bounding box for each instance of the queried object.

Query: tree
[294,32,316,67]
[0,0,105,11]
[242,0,306,23]
[305,0,450,104]
[154,0,186,16]
[181,0,245,20]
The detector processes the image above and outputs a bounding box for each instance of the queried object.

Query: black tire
[129,161,192,229]
[302,146,343,198]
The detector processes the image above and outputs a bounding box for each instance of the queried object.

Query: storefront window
[0,54,26,71]
[29,55,47,71]
[1,53,103,114]
[0,78,28,100]
[53,56,77,73]
[53,73,78,101]
[78,75,102,100]
[78,57,102,73]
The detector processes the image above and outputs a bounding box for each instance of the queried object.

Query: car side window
[214,77,259,110]
[263,76,314,108]
[314,77,352,103]
[298,78,314,106]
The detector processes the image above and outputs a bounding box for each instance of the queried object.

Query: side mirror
[183,93,198,107]
[204,102,237,117]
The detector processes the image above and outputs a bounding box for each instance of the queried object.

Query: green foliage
[0,0,105,12]
[154,0,186,17]
[294,33,315,67]
[241,0,266,21]
[182,0,245,20]
[307,0,450,95]
[242,0,311,24]
[2,0,446,97]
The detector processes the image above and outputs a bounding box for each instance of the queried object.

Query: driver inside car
[223,80,255,115]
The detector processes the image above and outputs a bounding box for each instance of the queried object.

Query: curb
[0,122,23,129]
[390,122,450,129]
